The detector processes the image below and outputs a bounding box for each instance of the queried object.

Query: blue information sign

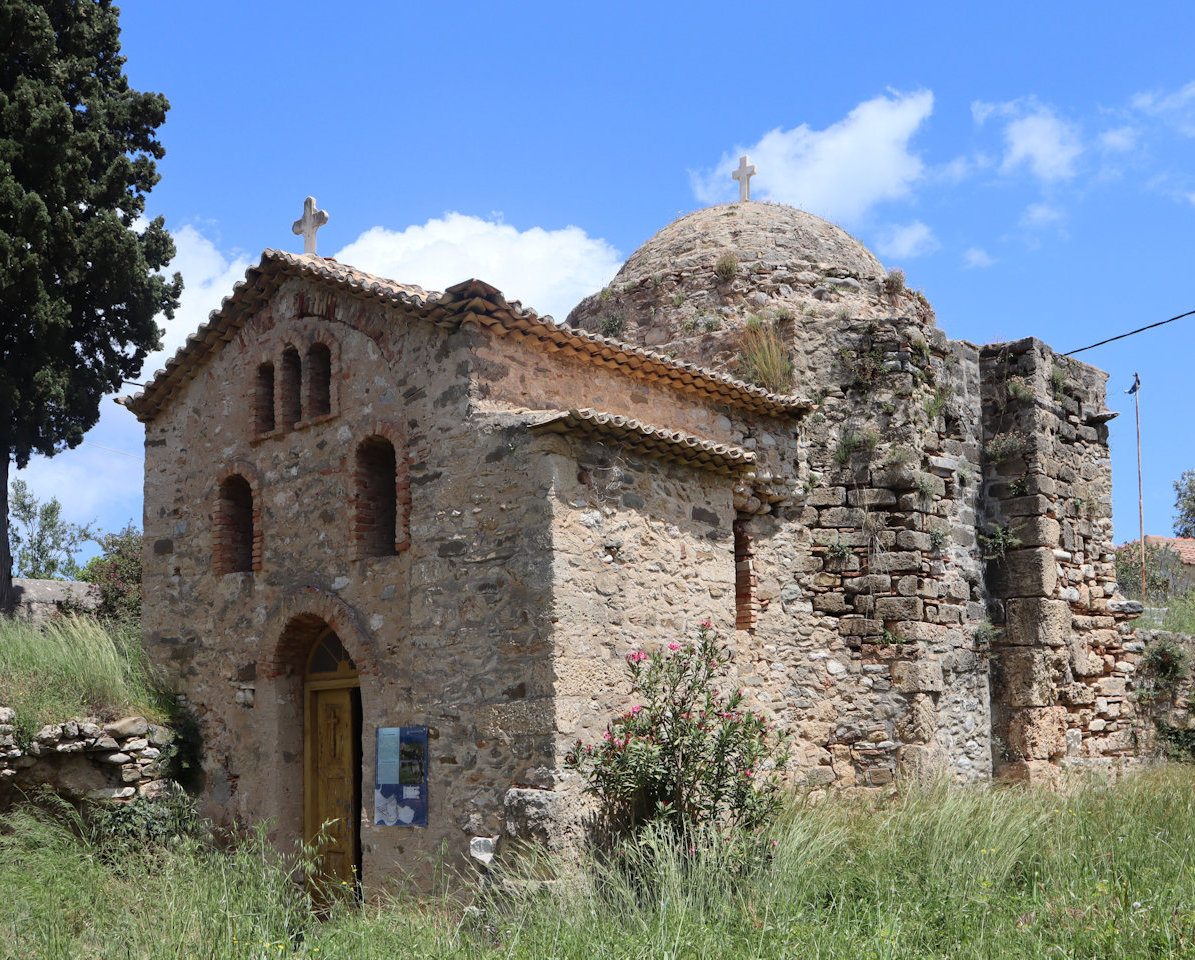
[374,726,428,827]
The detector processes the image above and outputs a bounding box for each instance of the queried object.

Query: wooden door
[303,629,361,888]
[309,687,359,884]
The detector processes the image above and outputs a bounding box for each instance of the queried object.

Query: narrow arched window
[280,347,302,429]
[307,342,332,418]
[215,475,255,574]
[734,516,757,631]
[256,363,275,433]
[355,437,397,557]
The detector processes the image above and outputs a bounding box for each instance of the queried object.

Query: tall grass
[6,767,1195,958]
[737,315,793,393]
[0,615,171,743]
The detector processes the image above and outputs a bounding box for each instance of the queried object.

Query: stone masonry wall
[142,279,559,885]
[0,711,173,805]
[978,337,1141,780]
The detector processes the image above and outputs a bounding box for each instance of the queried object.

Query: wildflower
[700,620,712,629]
[631,704,642,714]
[668,642,681,651]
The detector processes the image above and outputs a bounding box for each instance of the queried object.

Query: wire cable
[1064,308,1195,356]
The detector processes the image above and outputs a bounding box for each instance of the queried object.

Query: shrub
[737,315,793,393]
[985,432,1028,464]
[565,623,787,842]
[1139,636,1190,703]
[833,427,880,465]
[76,525,142,623]
[883,268,905,296]
[1115,540,1185,602]
[979,524,1022,561]
[599,314,625,339]
[714,253,739,282]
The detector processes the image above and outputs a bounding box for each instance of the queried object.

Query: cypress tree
[0,0,181,604]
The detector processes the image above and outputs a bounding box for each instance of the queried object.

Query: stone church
[124,192,1145,888]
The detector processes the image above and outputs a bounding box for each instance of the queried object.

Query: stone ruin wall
[0,712,174,806]
[978,337,1145,780]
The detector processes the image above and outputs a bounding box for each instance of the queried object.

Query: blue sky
[17,0,1195,562]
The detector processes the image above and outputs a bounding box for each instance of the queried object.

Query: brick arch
[348,422,412,556]
[260,587,378,680]
[213,461,263,574]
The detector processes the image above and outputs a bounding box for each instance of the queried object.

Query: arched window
[306,342,332,418]
[255,362,275,434]
[280,347,302,430]
[215,474,256,574]
[734,516,757,631]
[355,436,397,557]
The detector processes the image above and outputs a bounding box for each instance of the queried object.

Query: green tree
[7,478,93,579]
[1175,470,1195,539]
[76,523,141,621]
[0,0,181,607]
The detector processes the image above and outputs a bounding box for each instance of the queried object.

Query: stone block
[807,486,846,507]
[813,593,850,614]
[1007,707,1066,760]
[897,744,944,782]
[1010,516,1061,549]
[847,488,898,507]
[1004,598,1072,647]
[997,647,1066,707]
[503,788,566,847]
[871,551,922,573]
[839,617,883,637]
[891,659,944,693]
[875,596,924,621]
[987,548,1058,598]
[104,717,149,739]
[820,507,867,527]
[842,574,891,594]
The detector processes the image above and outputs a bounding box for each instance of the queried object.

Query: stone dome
[567,201,935,391]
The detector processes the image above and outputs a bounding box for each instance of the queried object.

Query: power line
[1064,307,1195,357]
[81,440,142,461]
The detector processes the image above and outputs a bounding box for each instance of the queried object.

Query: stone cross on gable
[732,155,757,202]
[292,196,329,255]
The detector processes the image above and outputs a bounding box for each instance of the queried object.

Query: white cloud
[875,221,939,260]
[1020,203,1065,229]
[973,99,1082,181]
[1099,126,1139,152]
[1002,110,1081,180]
[962,247,996,269]
[1132,81,1195,135]
[334,213,621,321]
[15,224,255,545]
[691,90,935,223]
[141,225,255,380]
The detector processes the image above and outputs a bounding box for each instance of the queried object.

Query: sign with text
[374,726,428,826]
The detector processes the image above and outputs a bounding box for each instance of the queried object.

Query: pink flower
[700,620,712,629]
[668,642,681,651]
[630,704,642,714]
[626,650,648,664]
[771,840,778,848]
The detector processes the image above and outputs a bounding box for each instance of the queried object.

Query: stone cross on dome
[732,155,756,202]
[292,196,329,255]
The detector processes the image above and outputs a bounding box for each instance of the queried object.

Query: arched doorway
[303,627,362,887]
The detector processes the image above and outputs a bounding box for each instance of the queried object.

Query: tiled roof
[529,408,756,476]
[122,250,810,421]
[1143,536,1195,565]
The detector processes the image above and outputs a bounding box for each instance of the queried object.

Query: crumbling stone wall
[5,578,98,624]
[978,337,1139,780]
[0,711,173,805]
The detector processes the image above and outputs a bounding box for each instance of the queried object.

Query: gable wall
[141,278,559,884]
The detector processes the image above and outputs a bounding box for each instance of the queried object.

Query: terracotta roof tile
[121,251,809,421]
[1142,536,1195,565]
[529,408,755,476]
